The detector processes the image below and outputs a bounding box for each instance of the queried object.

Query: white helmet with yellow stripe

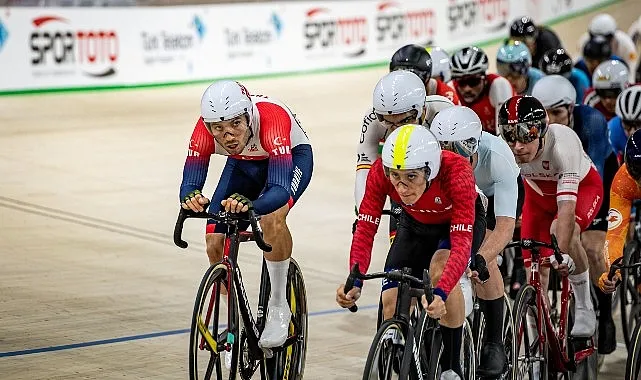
[382,124,441,181]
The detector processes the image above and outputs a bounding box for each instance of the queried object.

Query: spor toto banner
[0,0,615,92]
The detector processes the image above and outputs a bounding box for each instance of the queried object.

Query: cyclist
[608,85,641,162]
[508,16,563,70]
[584,59,630,121]
[427,46,452,84]
[578,13,638,74]
[532,75,619,354]
[180,80,313,349]
[575,35,626,87]
[338,124,486,380]
[539,48,591,103]
[450,46,515,134]
[600,128,641,294]
[390,44,460,104]
[496,41,545,96]
[431,106,521,377]
[498,95,603,338]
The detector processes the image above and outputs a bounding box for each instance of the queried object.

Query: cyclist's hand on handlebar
[221,193,253,214]
[182,190,210,212]
[422,294,446,319]
[336,284,361,308]
[549,253,576,276]
[598,271,620,294]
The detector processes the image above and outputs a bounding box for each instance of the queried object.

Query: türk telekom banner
[0,0,615,92]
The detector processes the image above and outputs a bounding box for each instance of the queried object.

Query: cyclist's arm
[489,77,515,133]
[350,159,389,276]
[571,69,590,103]
[355,111,385,211]
[603,166,636,268]
[554,131,584,253]
[583,108,610,177]
[179,118,215,200]
[435,159,477,300]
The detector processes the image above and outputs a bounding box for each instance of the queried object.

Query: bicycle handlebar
[173,207,272,252]
[607,256,641,281]
[343,263,433,313]
[505,234,564,265]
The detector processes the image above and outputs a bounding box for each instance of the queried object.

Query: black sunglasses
[456,76,484,88]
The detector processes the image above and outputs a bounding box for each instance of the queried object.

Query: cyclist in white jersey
[498,95,604,338]
[431,106,521,377]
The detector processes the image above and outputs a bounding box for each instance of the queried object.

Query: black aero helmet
[539,48,573,77]
[498,95,548,144]
[510,17,538,39]
[625,129,641,180]
[390,44,433,82]
[583,35,612,60]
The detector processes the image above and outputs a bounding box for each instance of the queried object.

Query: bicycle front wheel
[512,284,548,380]
[362,320,407,380]
[621,240,641,348]
[626,320,641,380]
[189,263,240,380]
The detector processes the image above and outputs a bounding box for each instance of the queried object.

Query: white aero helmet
[373,70,426,119]
[616,85,641,121]
[589,14,617,37]
[430,105,482,157]
[201,80,253,123]
[424,95,455,125]
[450,46,489,78]
[592,60,630,90]
[382,124,441,181]
[531,75,577,108]
[427,46,452,83]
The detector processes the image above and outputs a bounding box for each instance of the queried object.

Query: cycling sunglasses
[499,121,544,144]
[497,61,528,77]
[595,88,622,99]
[456,75,484,88]
[375,111,418,128]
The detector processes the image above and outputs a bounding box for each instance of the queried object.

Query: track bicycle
[508,235,595,379]
[620,200,641,349]
[174,207,308,380]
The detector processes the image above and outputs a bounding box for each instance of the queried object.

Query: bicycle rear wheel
[190,263,240,380]
[512,284,548,380]
[474,294,514,379]
[626,320,641,379]
[621,241,641,348]
[362,320,407,380]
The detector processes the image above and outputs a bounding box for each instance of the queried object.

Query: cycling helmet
[624,129,641,180]
[373,70,426,119]
[583,35,612,60]
[510,17,538,39]
[424,95,455,124]
[592,60,630,90]
[201,80,253,123]
[496,41,532,76]
[616,85,641,121]
[539,48,573,77]
[532,75,577,108]
[450,46,489,78]
[426,46,452,83]
[390,44,433,82]
[382,124,441,181]
[498,95,548,144]
[430,106,483,157]
[589,14,617,38]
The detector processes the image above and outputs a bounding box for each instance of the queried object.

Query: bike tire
[462,319,475,380]
[417,313,442,380]
[626,319,641,379]
[473,293,514,379]
[190,263,240,380]
[511,284,548,380]
[621,240,641,349]
[362,320,407,380]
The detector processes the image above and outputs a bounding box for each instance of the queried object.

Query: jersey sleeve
[435,156,478,299]
[355,110,385,210]
[255,102,294,215]
[582,108,611,177]
[437,80,461,105]
[179,118,215,201]
[349,159,389,275]
[553,127,585,202]
[489,144,520,218]
[608,117,627,161]
[571,69,591,103]
[583,89,598,106]
[489,77,515,132]
[603,165,636,268]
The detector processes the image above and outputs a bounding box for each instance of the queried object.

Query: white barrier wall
[0,0,614,92]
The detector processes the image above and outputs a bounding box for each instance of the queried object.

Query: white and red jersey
[519,124,597,202]
[455,74,515,135]
[427,78,461,105]
[351,151,478,297]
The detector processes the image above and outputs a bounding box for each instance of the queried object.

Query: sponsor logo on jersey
[434,196,442,204]
[607,208,623,230]
[249,144,258,152]
[450,223,473,232]
[358,213,381,225]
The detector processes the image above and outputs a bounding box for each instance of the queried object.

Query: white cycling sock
[266,258,290,306]
[569,270,593,311]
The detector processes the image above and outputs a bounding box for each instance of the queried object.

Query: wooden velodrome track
[1,1,641,378]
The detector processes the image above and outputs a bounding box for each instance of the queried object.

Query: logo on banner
[304,7,368,58]
[0,19,8,53]
[447,0,509,35]
[141,14,205,66]
[376,1,436,48]
[30,16,118,77]
[225,12,282,59]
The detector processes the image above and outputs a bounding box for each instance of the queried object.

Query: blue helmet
[497,41,531,77]
[625,129,641,180]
